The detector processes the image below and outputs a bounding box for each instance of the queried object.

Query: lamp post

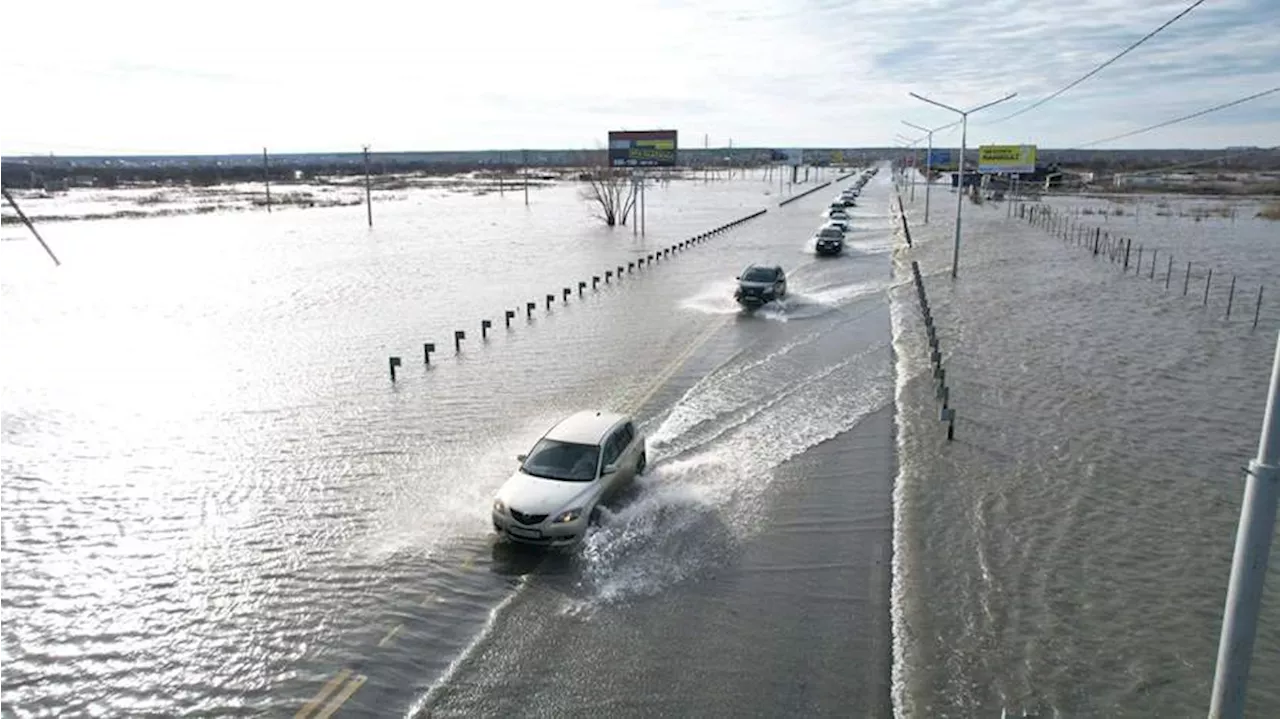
[1209,331,1280,719]
[895,134,921,203]
[908,91,1017,278]
[902,120,951,224]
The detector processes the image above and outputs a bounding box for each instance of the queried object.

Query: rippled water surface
[3,167,895,717]
[889,176,1280,717]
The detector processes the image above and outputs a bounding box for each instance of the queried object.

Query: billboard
[608,130,678,167]
[978,144,1037,174]
[926,149,952,166]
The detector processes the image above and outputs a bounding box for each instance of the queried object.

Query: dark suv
[734,264,787,308]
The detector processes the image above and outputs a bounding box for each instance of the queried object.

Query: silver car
[492,410,647,547]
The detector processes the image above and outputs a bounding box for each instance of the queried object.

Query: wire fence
[1012,201,1273,330]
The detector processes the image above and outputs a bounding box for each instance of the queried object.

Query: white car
[492,410,646,547]
[827,208,851,222]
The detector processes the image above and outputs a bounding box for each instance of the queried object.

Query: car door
[617,422,638,485]
[598,429,627,500]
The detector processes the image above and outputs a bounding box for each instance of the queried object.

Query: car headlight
[552,508,583,524]
[493,498,506,514]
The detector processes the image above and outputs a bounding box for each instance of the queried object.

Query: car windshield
[819,228,843,238]
[520,438,599,481]
[742,267,777,282]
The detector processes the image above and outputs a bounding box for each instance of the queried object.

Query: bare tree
[579,150,637,227]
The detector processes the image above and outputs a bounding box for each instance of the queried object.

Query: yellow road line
[297,288,734,719]
[312,674,367,719]
[627,316,729,415]
[295,668,352,719]
[377,623,402,648]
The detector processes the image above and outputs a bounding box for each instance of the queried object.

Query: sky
[3,0,1278,156]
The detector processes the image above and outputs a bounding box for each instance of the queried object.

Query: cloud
[2,0,1277,154]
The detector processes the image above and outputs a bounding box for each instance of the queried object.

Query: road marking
[627,316,729,415]
[294,226,836,715]
[295,668,351,719]
[312,673,367,719]
[377,623,403,648]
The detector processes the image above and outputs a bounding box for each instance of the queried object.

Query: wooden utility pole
[263,147,272,213]
[363,145,373,227]
[2,186,61,266]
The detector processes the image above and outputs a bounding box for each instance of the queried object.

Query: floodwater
[889,176,1280,717]
[2,167,897,717]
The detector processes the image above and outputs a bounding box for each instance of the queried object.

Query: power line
[1118,145,1279,176]
[981,0,1208,125]
[1073,85,1279,148]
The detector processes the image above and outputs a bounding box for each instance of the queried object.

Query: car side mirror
[516,453,527,463]
[601,463,618,476]
[734,276,740,280]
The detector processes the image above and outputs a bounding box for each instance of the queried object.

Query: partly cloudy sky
[3,0,1278,155]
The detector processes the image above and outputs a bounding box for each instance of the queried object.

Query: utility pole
[522,149,529,206]
[1209,330,1280,719]
[909,90,1017,278]
[640,173,646,235]
[1,186,61,266]
[263,147,272,213]
[499,151,504,196]
[362,145,373,227]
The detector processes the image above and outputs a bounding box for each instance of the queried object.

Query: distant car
[735,264,787,308]
[825,218,850,233]
[827,208,851,222]
[813,226,845,256]
[492,410,646,548]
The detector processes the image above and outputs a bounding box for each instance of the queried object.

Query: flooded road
[3,168,898,717]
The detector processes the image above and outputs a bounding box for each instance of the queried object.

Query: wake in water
[569,325,893,609]
[680,277,888,323]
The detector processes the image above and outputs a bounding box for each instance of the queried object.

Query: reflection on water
[1,169,880,715]
[890,182,1280,717]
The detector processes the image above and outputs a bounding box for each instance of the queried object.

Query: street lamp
[895,134,922,203]
[902,119,955,225]
[909,91,1017,278]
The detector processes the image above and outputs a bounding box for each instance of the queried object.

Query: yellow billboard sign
[978,144,1037,174]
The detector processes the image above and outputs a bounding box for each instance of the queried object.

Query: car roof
[544,410,628,445]
[742,264,783,274]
